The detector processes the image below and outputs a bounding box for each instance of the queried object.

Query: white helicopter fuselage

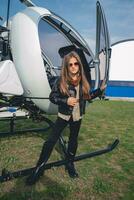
[11,7,57,114]
[10,5,95,114]
[0,1,111,116]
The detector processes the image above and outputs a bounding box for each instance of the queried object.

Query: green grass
[0,100,134,200]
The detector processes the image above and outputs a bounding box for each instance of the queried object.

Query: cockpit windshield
[38,14,94,88]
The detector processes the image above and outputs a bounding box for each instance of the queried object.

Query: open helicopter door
[95,1,111,89]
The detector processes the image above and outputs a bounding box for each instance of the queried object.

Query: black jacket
[49,79,102,116]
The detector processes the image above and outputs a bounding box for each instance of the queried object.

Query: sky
[0,0,134,52]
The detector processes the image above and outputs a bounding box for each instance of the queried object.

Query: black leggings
[37,116,82,165]
[49,116,81,155]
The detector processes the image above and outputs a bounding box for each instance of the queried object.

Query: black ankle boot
[65,161,79,178]
[65,150,79,178]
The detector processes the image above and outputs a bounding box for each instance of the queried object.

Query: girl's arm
[90,88,102,100]
[90,79,107,100]
[49,79,68,106]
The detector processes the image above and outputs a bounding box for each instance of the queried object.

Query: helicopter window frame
[43,14,91,56]
[41,15,73,53]
[41,14,94,68]
[49,11,94,56]
[43,14,95,70]
[38,14,95,88]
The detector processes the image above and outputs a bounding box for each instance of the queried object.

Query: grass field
[0,100,134,200]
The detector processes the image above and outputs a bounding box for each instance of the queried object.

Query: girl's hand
[100,79,107,91]
[67,97,78,106]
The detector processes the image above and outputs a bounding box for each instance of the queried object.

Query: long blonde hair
[59,51,90,97]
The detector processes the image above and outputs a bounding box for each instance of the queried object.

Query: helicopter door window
[95,2,111,88]
[38,18,71,72]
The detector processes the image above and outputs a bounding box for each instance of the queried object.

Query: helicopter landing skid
[0,139,119,183]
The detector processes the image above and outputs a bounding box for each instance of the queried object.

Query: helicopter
[0,0,119,182]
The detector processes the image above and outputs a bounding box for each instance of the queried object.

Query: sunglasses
[69,62,79,67]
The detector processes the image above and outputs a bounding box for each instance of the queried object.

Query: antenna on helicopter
[6,0,11,28]
[20,0,36,7]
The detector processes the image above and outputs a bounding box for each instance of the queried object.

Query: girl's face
[68,57,79,76]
